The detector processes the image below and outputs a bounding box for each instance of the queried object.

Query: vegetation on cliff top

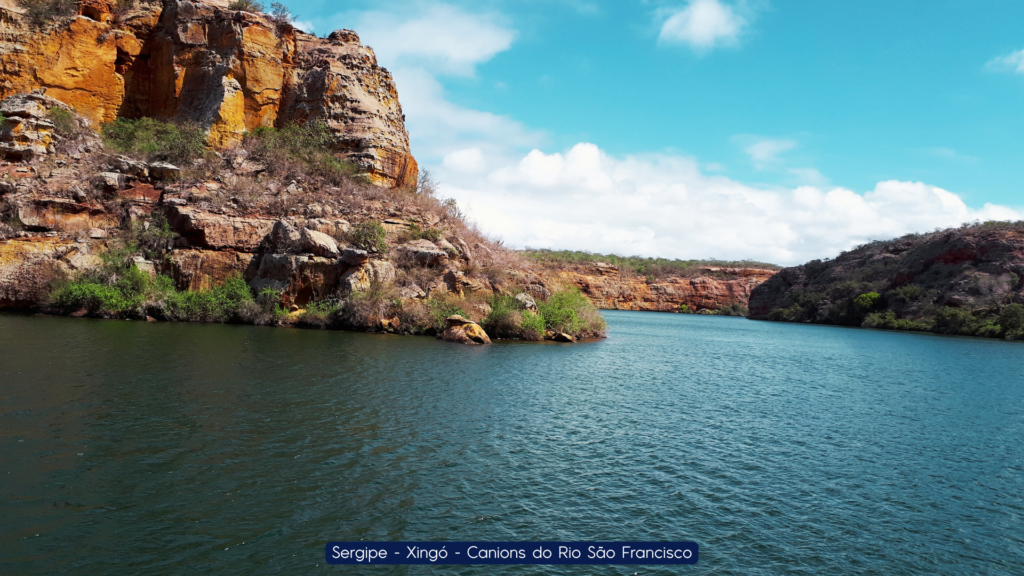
[523,249,780,279]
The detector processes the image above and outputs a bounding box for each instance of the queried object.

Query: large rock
[399,239,449,267]
[14,198,116,232]
[0,92,64,160]
[338,260,396,295]
[166,206,275,251]
[0,1,418,187]
[442,315,491,345]
[165,249,257,291]
[248,253,341,306]
[300,228,339,258]
[0,237,102,307]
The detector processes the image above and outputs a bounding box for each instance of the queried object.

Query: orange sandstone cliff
[550,262,776,313]
[0,0,416,187]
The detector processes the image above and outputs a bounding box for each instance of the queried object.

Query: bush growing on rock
[483,293,544,340]
[228,0,264,12]
[102,118,206,166]
[348,221,388,254]
[16,0,76,28]
[242,121,360,184]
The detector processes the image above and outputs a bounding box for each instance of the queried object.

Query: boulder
[300,228,340,258]
[399,239,449,267]
[98,172,125,191]
[148,162,181,181]
[88,228,107,239]
[545,330,576,343]
[340,248,370,266]
[270,220,302,251]
[0,92,63,160]
[339,260,397,295]
[167,207,275,252]
[111,156,149,178]
[515,292,538,312]
[442,315,492,345]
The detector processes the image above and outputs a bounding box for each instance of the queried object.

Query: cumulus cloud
[353,4,515,76]
[985,48,1024,74]
[344,5,539,164]
[436,143,1024,266]
[659,0,748,50]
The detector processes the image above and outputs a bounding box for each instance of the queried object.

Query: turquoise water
[1,311,1021,575]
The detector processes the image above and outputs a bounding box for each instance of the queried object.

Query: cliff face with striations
[550,262,776,313]
[0,0,416,187]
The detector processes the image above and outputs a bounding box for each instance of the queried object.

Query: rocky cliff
[749,223,1024,340]
[0,0,416,187]
[550,262,775,313]
[0,1,769,343]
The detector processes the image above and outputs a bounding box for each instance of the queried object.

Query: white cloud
[437,143,1024,266]
[986,48,1024,74]
[292,20,315,34]
[443,147,486,173]
[338,5,539,165]
[745,138,796,167]
[659,0,747,50]
[353,4,515,76]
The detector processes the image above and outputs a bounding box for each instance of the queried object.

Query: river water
[1,311,1021,575]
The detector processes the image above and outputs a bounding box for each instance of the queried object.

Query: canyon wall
[0,0,416,187]
[550,262,776,312]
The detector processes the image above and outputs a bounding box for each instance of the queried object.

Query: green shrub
[768,304,802,322]
[482,293,545,340]
[228,0,264,11]
[426,295,465,333]
[163,275,256,323]
[399,223,443,243]
[237,288,288,326]
[47,107,85,138]
[932,306,978,336]
[998,303,1024,336]
[537,288,606,338]
[1010,272,1021,289]
[102,117,206,165]
[349,221,388,254]
[715,302,748,316]
[862,311,931,332]
[298,300,342,328]
[679,304,696,314]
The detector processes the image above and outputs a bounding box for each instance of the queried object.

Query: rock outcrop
[748,224,1024,339]
[0,0,417,187]
[442,315,491,345]
[550,262,777,313]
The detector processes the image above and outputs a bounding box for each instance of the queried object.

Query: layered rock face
[0,0,416,187]
[551,262,776,312]
[748,225,1024,334]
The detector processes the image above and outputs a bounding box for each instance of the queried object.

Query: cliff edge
[0,0,416,187]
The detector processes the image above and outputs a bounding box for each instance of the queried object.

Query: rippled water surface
[1,311,1022,575]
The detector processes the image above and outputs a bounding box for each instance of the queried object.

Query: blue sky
[281,0,1024,264]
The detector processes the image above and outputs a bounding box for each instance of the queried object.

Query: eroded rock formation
[552,262,777,313]
[0,0,416,187]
